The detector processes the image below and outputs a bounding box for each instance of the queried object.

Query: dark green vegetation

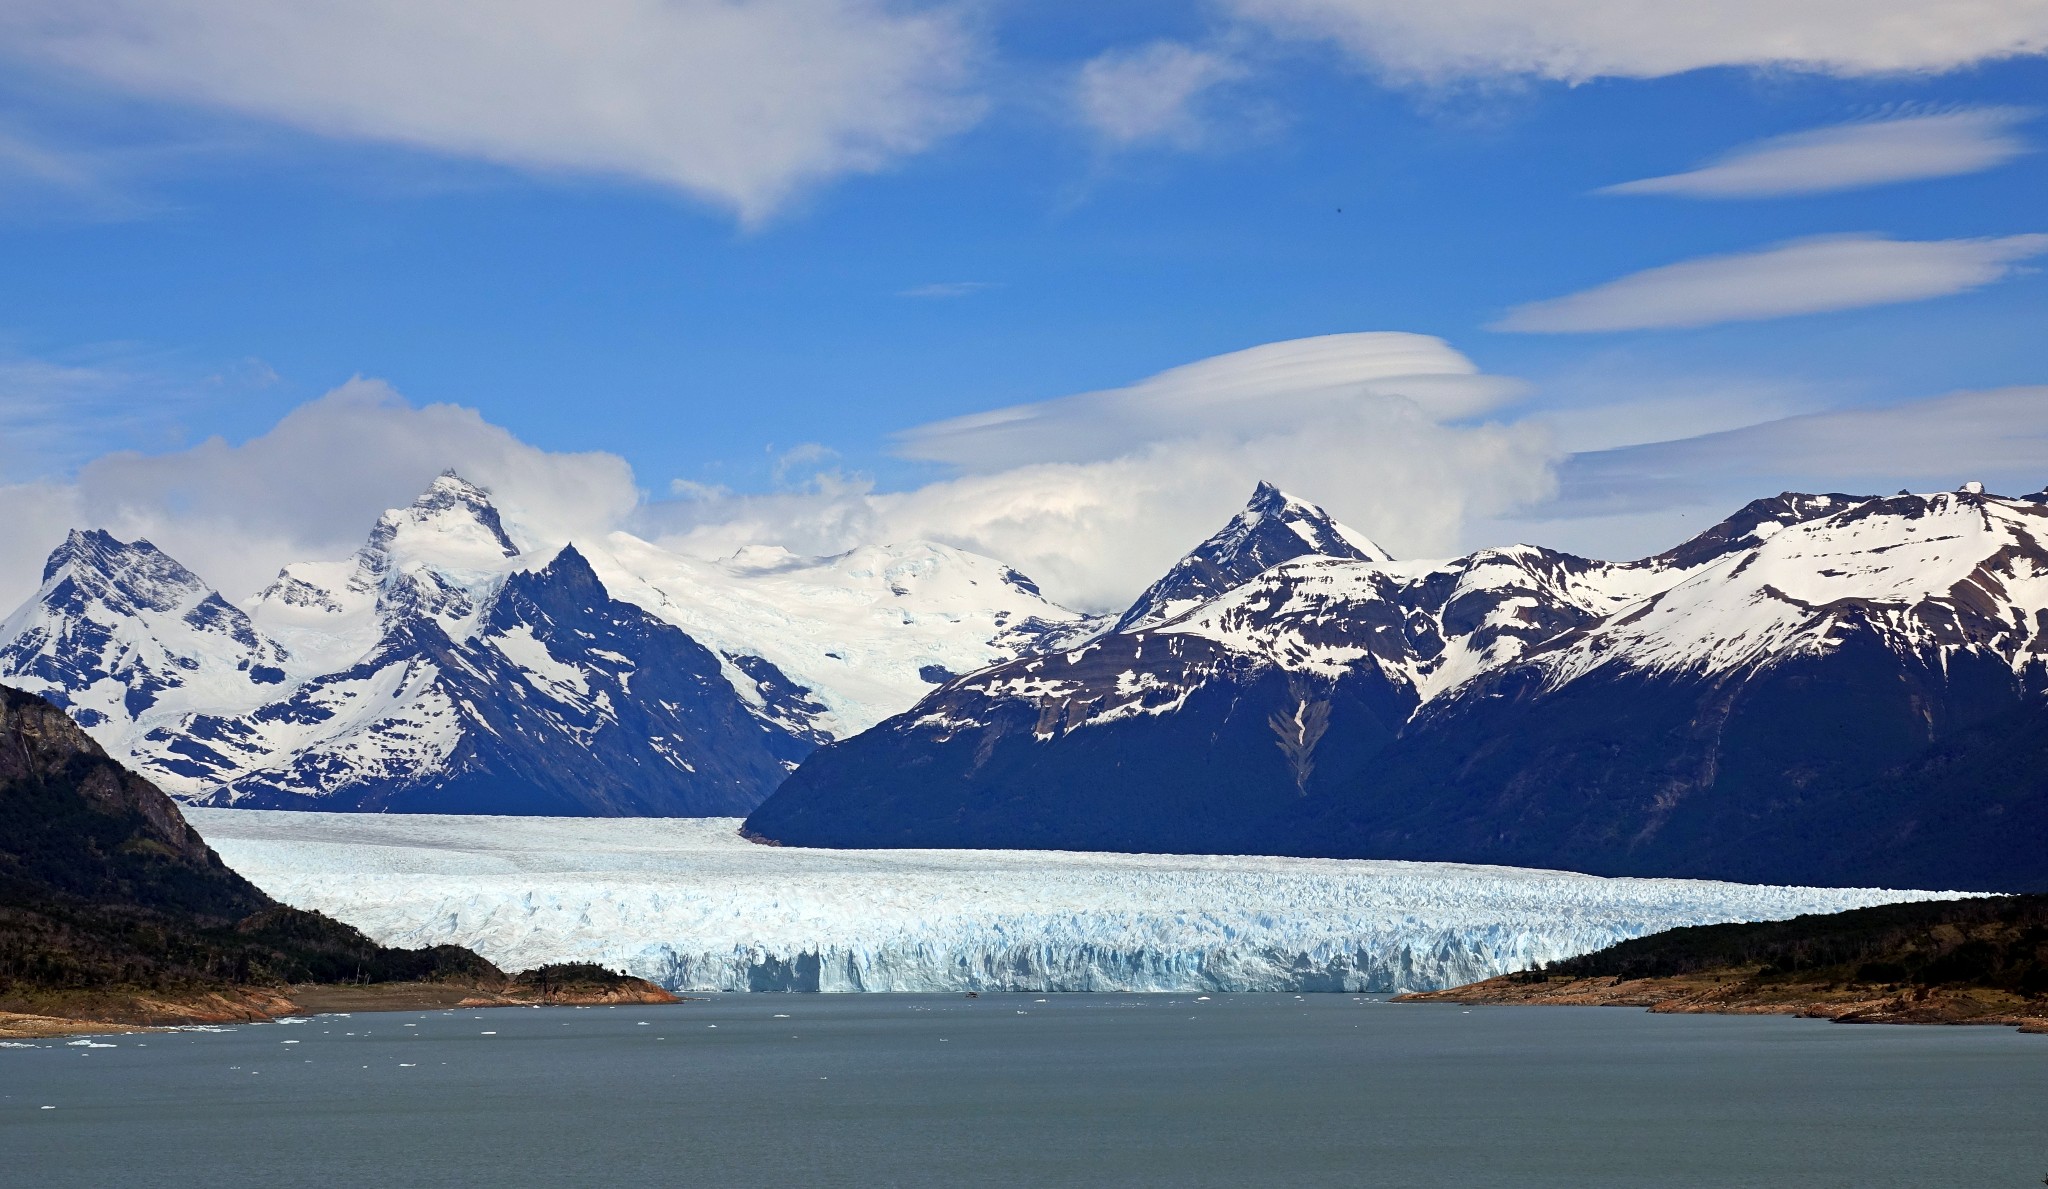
[0,683,489,1009]
[1528,894,2048,994]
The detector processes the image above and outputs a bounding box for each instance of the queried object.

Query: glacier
[190,809,1961,994]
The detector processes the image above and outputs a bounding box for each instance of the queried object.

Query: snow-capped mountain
[0,471,1096,813]
[1112,480,1391,632]
[745,483,2048,890]
[173,545,812,814]
[0,529,292,743]
[248,470,529,675]
[583,534,1100,740]
[1292,485,2048,890]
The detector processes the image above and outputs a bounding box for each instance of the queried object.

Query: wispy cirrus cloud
[1073,42,1246,148]
[898,281,998,299]
[1493,233,2048,333]
[1222,0,2048,82]
[0,0,982,223]
[1603,108,2036,199]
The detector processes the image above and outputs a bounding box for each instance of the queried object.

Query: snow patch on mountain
[1535,488,2048,688]
[191,809,1956,993]
[584,534,1101,737]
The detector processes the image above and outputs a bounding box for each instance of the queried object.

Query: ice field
[191,810,1959,993]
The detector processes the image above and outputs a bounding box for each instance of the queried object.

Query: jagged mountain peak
[1645,490,1874,572]
[38,529,204,607]
[251,472,528,654]
[0,530,289,741]
[360,471,520,578]
[1113,483,1392,633]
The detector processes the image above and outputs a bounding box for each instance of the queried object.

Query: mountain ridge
[745,482,2048,890]
[0,471,1096,814]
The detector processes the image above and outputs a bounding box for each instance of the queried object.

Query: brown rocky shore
[2,965,679,1038]
[1396,970,2048,1033]
[1397,892,2048,1035]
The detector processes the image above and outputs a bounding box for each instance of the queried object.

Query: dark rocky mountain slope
[0,684,488,1009]
[748,484,2048,891]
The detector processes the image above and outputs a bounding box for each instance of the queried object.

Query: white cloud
[649,333,1557,609]
[898,332,1527,471]
[1494,385,2048,558]
[1493,233,2048,333]
[1603,108,2036,198]
[0,0,981,222]
[14,337,2032,623]
[0,378,637,608]
[1074,42,1245,147]
[898,281,998,299]
[1223,0,2048,82]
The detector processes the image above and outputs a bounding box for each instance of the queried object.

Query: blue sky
[2,1,2045,608]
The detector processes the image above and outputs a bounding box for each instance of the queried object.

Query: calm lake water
[4,994,2043,1188]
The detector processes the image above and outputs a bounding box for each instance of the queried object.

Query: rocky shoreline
[1397,970,2048,1033]
[2,972,679,1039]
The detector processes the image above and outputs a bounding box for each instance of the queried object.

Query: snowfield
[191,810,1959,994]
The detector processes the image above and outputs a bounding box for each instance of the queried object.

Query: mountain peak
[1645,491,1872,572]
[37,529,205,612]
[1113,484,1392,633]
[360,473,520,579]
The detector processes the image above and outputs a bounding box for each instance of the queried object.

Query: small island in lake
[1399,894,2048,1032]
[0,684,672,1038]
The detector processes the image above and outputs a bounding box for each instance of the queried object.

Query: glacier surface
[190,810,1962,994]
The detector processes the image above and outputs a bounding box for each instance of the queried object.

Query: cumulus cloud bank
[1602,108,2036,199]
[1223,0,2048,83]
[0,379,637,609]
[0,340,1563,614]
[651,333,1557,608]
[0,0,980,222]
[6,340,2042,617]
[1494,234,2048,333]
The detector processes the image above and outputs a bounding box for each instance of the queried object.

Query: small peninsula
[1399,894,2048,1032]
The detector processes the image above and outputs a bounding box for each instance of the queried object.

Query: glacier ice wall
[190,810,1961,994]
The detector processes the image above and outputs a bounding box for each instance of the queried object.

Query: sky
[1,0,2045,611]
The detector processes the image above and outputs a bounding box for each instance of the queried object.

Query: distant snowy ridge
[191,810,1958,993]
[0,471,1096,812]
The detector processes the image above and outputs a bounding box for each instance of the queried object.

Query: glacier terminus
[191,810,1956,995]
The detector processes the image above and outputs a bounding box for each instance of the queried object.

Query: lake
[4,994,2043,1188]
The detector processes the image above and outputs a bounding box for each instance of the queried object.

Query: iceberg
[191,809,1959,994]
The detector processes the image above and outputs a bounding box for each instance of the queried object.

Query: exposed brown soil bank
[1397,971,2047,1033]
[3,966,678,1038]
[1398,893,2048,1034]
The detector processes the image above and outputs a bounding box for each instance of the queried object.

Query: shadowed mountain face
[185,544,810,815]
[749,484,2048,891]
[0,475,823,815]
[0,684,491,996]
